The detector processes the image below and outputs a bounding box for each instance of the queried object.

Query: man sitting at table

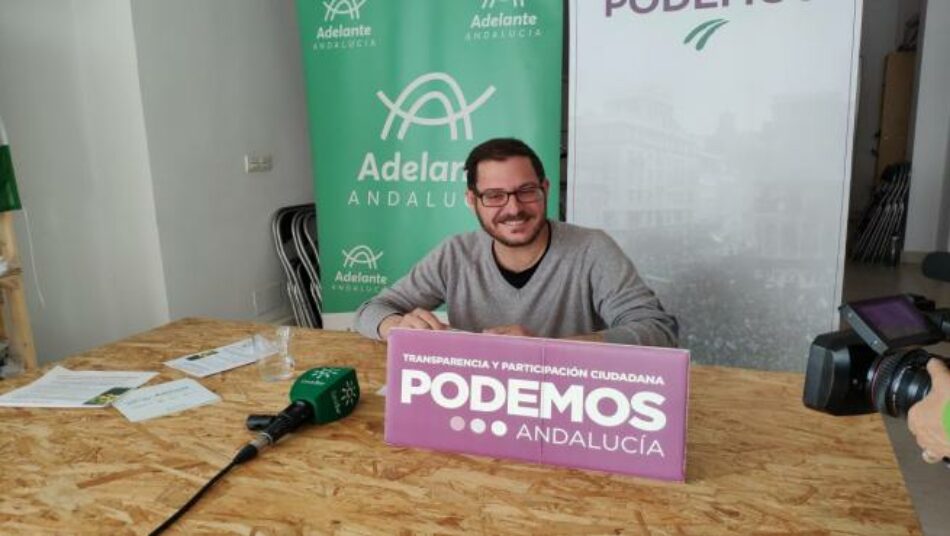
[352,137,678,347]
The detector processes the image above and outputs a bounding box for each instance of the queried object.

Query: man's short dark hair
[464,138,546,191]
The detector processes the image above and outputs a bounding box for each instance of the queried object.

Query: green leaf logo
[684,18,729,51]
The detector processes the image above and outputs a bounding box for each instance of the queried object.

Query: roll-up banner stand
[568,0,862,369]
[297,0,564,328]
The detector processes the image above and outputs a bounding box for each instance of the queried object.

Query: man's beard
[476,209,548,248]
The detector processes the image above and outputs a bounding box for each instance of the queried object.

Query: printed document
[113,378,220,422]
[0,366,157,408]
[164,338,264,378]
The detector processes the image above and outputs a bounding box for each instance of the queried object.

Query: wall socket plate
[244,154,273,173]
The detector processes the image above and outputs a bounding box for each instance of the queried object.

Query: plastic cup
[254,327,295,381]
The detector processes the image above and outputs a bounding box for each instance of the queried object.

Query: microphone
[150,367,360,535]
[233,367,360,464]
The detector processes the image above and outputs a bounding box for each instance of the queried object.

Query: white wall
[0,0,170,364]
[905,0,950,253]
[0,0,314,363]
[130,0,313,322]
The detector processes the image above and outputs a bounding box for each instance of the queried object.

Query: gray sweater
[353,221,678,347]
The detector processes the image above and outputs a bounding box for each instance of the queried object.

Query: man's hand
[563,332,606,342]
[908,358,950,461]
[483,325,535,337]
[378,308,449,339]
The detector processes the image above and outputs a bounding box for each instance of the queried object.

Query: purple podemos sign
[384,329,690,481]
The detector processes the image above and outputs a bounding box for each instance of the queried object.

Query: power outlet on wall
[244,153,273,173]
[252,282,284,316]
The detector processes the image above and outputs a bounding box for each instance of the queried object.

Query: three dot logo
[376,72,496,141]
[341,244,384,270]
[322,0,367,21]
[450,416,509,437]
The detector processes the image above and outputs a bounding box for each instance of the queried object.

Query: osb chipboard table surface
[0,317,919,535]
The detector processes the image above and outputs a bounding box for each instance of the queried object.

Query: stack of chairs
[851,162,911,265]
[272,204,322,328]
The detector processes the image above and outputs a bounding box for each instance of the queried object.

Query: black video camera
[803,294,950,418]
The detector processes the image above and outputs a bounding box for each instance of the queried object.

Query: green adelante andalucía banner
[296,0,563,326]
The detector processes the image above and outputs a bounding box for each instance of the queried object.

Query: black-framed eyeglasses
[473,185,545,207]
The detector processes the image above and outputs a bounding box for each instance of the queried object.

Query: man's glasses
[473,185,545,207]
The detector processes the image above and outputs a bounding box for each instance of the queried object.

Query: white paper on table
[0,366,158,408]
[163,338,264,378]
[113,378,221,422]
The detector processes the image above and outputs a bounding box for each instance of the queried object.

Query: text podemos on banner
[385,329,690,481]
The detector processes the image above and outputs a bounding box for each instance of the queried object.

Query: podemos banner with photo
[297,0,563,328]
[568,0,861,370]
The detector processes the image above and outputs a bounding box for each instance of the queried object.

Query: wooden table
[0,318,920,535]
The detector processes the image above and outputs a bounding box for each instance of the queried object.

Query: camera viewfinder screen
[850,297,931,342]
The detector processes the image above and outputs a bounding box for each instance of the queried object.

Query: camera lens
[868,349,933,418]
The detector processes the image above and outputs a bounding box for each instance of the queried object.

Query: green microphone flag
[0,115,23,213]
[289,366,360,424]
